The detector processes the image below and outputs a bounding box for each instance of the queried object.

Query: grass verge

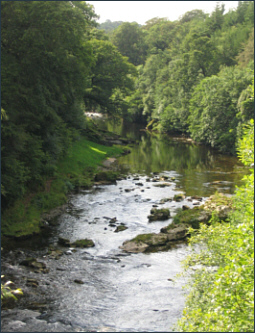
[2,137,123,238]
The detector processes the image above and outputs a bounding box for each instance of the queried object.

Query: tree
[84,39,136,117]
[99,19,124,34]
[188,64,253,153]
[111,22,148,65]
[1,1,98,207]
[143,19,176,54]
[179,9,207,24]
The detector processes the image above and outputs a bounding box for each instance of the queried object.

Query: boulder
[58,237,71,247]
[120,233,169,253]
[114,225,128,233]
[161,224,187,241]
[148,208,170,222]
[120,241,149,253]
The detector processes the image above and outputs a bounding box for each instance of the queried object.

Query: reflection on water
[98,118,247,196]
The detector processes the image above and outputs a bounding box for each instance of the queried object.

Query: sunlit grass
[89,146,107,154]
[2,137,123,237]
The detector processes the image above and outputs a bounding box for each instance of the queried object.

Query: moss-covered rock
[120,233,169,253]
[148,208,170,222]
[114,225,128,233]
[121,193,233,254]
[172,207,211,229]
[71,239,95,248]
[173,193,185,202]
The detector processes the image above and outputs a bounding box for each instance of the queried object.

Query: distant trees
[111,22,148,65]
[99,19,124,33]
[121,0,254,154]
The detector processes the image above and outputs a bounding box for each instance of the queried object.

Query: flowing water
[1,120,247,332]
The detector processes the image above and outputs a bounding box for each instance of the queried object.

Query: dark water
[99,119,246,196]
[1,119,247,332]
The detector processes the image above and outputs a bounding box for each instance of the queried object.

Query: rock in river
[148,208,170,222]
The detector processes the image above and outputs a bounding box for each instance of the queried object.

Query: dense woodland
[1,2,254,331]
[1,1,254,209]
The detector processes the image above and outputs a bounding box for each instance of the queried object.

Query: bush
[177,119,254,332]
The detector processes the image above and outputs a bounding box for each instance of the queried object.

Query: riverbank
[1,131,131,240]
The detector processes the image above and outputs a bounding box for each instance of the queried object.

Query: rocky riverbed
[2,171,209,332]
[1,121,244,332]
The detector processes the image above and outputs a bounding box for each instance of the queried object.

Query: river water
[1,120,246,332]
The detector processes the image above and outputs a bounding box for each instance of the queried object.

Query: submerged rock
[71,239,95,248]
[74,279,84,284]
[153,183,172,188]
[20,258,48,273]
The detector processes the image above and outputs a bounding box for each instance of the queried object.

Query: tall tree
[1,1,98,207]
[111,22,148,65]
[84,39,136,117]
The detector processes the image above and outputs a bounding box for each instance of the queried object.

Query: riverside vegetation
[1,1,254,332]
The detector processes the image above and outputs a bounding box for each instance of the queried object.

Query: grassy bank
[1,137,123,238]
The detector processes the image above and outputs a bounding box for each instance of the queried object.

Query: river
[1,119,246,332]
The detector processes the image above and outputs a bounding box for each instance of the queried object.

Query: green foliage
[177,120,254,332]
[1,1,134,213]
[1,1,97,208]
[125,2,254,154]
[111,22,148,65]
[84,38,136,117]
[1,137,123,237]
[1,275,23,304]
[99,20,124,34]
[188,65,253,153]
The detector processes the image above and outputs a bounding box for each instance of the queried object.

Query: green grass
[2,137,123,238]
[132,233,155,244]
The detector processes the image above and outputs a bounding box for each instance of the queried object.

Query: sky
[87,1,239,25]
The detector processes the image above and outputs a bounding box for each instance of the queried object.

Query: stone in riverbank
[94,171,119,184]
